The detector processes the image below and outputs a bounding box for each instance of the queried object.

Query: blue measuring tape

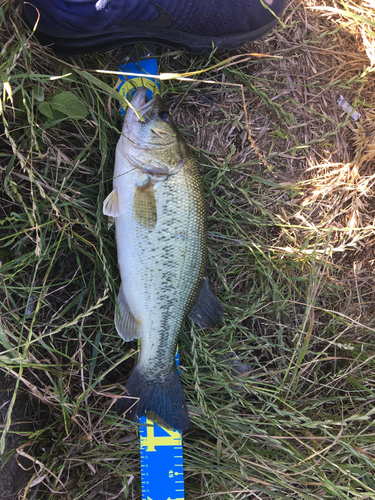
[117,53,185,500]
[137,345,184,500]
[139,416,184,500]
[117,58,159,115]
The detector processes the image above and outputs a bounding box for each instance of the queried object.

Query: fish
[103,87,222,431]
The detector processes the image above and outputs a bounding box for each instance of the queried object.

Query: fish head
[120,87,186,177]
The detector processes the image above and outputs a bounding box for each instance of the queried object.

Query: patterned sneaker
[23,0,287,55]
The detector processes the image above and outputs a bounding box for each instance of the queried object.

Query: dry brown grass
[168,0,375,305]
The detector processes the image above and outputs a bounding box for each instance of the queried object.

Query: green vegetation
[1,0,375,498]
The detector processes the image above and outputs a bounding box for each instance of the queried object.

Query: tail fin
[116,363,190,431]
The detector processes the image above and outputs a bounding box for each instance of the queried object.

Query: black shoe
[23,0,287,55]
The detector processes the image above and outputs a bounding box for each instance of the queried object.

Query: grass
[1,0,375,498]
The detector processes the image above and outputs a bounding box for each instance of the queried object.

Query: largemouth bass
[103,88,222,431]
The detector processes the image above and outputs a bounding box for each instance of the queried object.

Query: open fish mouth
[129,87,148,114]
[123,87,179,153]
[130,87,159,122]
[122,87,154,129]
[121,87,184,174]
[130,88,171,126]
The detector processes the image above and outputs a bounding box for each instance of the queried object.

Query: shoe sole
[23,6,279,55]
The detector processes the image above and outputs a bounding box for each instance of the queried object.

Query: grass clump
[1,0,375,498]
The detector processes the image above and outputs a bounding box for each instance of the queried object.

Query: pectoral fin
[133,177,157,229]
[188,277,223,329]
[115,284,141,341]
[103,189,121,218]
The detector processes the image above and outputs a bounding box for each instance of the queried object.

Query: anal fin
[188,276,223,329]
[115,284,141,341]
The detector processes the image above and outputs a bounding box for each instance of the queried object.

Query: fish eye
[159,111,169,121]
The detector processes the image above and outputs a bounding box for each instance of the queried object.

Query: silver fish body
[104,88,222,430]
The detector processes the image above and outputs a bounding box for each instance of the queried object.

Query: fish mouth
[130,87,151,119]
[129,87,161,123]
[123,88,177,152]
[123,87,153,132]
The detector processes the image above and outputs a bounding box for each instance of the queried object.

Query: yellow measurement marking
[140,416,181,452]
